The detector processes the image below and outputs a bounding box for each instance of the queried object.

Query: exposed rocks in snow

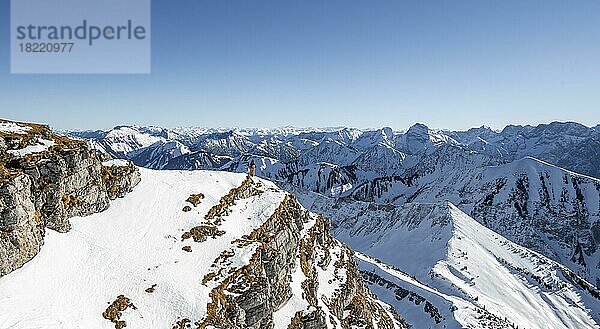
[0,121,33,135]
[0,168,404,328]
[144,284,157,293]
[101,160,141,200]
[287,309,328,329]
[102,295,136,329]
[7,138,55,157]
[186,193,205,207]
[177,179,403,328]
[181,225,225,243]
[172,318,192,329]
[361,270,443,324]
[204,176,263,224]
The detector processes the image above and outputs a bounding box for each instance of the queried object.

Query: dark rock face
[0,120,140,277]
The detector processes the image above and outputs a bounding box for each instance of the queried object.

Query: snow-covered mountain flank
[299,193,600,329]
[348,150,600,287]
[0,120,405,328]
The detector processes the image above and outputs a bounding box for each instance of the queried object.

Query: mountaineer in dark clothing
[248,159,256,177]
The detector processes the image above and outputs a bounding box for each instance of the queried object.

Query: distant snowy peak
[192,130,255,157]
[351,127,396,151]
[452,122,600,173]
[88,126,167,158]
[501,121,592,138]
[167,126,362,141]
[395,123,457,155]
[297,138,361,166]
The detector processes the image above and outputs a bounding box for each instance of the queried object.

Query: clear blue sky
[1,0,599,131]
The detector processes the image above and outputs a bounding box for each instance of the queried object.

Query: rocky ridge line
[175,177,406,329]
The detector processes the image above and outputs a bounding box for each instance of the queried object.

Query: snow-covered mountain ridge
[298,194,600,329]
[4,119,600,328]
[63,121,600,328]
[348,151,600,287]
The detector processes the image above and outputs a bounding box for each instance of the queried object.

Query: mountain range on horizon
[67,120,600,179]
[62,120,600,135]
[1,118,600,329]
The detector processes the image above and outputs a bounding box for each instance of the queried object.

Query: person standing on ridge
[248,159,256,177]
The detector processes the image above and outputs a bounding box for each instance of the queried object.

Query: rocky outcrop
[360,270,443,324]
[102,161,141,200]
[200,195,304,328]
[0,174,42,276]
[13,144,110,232]
[0,119,140,277]
[198,181,405,329]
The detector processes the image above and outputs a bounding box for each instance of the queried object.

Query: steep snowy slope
[300,194,600,329]
[0,169,404,329]
[128,140,190,169]
[351,143,406,177]
[296,138,361,167]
